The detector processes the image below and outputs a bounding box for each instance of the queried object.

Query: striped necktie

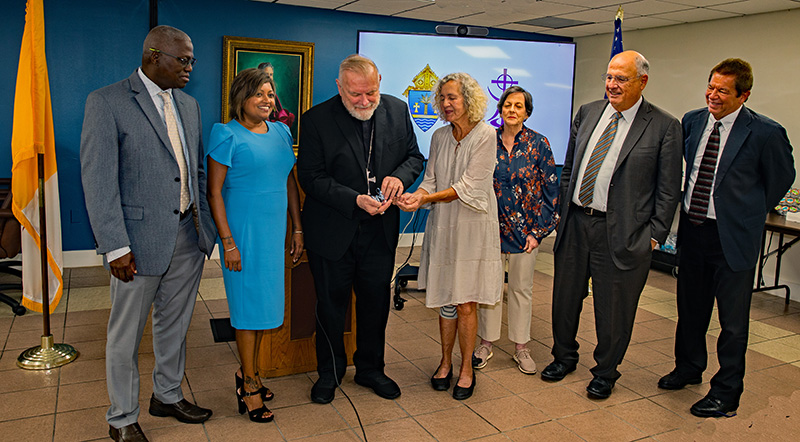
[687,121,722,225]
[159,91,190,213]
[578,111,622,206]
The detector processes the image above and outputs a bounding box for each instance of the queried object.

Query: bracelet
[224,245,237,252]
[293,230,303,234]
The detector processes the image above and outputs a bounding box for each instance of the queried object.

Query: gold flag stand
[17,152,78,370]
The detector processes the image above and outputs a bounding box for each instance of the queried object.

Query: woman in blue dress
[207,68,303,423]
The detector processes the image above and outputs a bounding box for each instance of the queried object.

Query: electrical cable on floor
[315,303,368,442]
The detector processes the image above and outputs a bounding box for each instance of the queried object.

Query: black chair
[0,178,26,316]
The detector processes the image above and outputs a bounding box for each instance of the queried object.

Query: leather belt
[180,204,194,220]
[572,202,605,217]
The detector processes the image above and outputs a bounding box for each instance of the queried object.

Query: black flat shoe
[658,370,702,390]
[431,366,453,391]
[237,387,274,423]
[311,377,338,404]
[541,360,576,382]
[235,369,274,401]
[690,395,738,418]
[586,376,615,399]
[452,374,476,400]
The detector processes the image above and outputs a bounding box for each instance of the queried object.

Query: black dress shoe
[354,372,401,399]
[658,370,702,390]
[148,395,212,423]
[431,366,453,391]
[586,376,615,399]
[690,395,738,418]
[452,374,476,400]
[541,360,576,382]
[311,377,338,404]
[109,423,149,442]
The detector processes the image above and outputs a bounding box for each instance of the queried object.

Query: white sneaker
[514,348,537,375]
[472,344,493,369]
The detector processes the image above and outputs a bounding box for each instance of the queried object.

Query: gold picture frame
[222,36,314,149]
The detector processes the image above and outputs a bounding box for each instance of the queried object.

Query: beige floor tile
[184,362,240,393]
[185,343,238,369]
[56,378,109,413]
[391,302,439,323]
[482,366,552,394]
[298,429,363,441]
[519,385,598,419]
[383,360,429,387]
[624,343,676,368]
[272,402,349,440]
[0,365,60,394]
[360,417,434,441]
[608,398,687,435]
[564,380,643,408]
[388,335,443,361]
[204,415,284,441]
[505,420,584,442]
[59,356,107,385]
[558,408,646,442]
[749,339,800,363]
[415,406,498,442]
[52,405,109,442]
[0,387,57,421]
[394,383,462,416]
[332,392,407,427]
[469,395,548,431]
[147,421,211,441]
[198,278,227,301]
[64,286,111,311]
[192,387,240,419]
[749,320,794,340]
[0,414,54,442]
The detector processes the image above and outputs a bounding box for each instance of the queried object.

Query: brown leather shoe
[108,423,149,442]
[148,394,212,423]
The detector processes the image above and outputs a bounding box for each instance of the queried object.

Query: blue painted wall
[0,0,569,251]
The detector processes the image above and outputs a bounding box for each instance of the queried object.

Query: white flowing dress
[418,122,503,308]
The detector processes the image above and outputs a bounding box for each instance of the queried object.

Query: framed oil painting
[222,36,314,148]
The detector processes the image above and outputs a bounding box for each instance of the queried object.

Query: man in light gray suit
[80,26,216,442]
[541,51,682,399]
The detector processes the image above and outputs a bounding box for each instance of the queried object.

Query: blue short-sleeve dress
[207,119,295,330]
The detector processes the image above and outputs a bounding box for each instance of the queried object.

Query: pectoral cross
[367,169,377,184]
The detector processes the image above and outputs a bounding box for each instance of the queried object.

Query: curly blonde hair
[432,72,487,124]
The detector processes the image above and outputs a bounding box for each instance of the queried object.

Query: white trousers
[478,249,539,344]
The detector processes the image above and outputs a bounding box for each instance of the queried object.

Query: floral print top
[494,125,560,253]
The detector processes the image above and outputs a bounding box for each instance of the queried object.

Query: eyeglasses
[149,48,196,67]
[602,74,640,85]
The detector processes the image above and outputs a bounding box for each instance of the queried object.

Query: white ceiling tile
[623,15,683,29]
[599,0,692,16]
[659,0,746,7]
[552,0,640,7]
[338,0,437,15]
[495,23,554,33]
[709,0,800,15]
[538,22,612,37]
[556,8,639,22]
[652,6,740,22]
[394,3,474,21]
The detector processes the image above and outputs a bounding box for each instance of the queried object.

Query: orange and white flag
[11,0,63,313]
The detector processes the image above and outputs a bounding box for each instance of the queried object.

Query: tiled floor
[2,237,800,441]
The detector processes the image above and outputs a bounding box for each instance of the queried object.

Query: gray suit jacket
[80,70,215,275]
[554,98,683,270]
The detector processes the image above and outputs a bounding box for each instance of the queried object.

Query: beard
[342,94,380,121]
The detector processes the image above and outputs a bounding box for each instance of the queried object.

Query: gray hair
[338,54,379,81]
[432,72,488,124]
[632,51,650,76]
[142,25,189,60]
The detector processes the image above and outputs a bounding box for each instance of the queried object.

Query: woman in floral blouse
[473,85,560,375]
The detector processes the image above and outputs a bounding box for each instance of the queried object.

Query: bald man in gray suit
[81,26,216,442]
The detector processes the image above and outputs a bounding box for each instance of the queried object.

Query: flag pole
[16,152,78,370]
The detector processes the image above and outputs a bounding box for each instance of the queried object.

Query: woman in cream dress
[397,72,502,400]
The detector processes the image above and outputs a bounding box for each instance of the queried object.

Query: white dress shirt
[683,105,743,220]
[572,97,643,212]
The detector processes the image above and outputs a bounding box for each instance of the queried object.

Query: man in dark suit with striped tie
[658,58,795,418]
[542,51,682,399]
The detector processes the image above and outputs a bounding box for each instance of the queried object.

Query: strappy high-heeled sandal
[236,387,274,423]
